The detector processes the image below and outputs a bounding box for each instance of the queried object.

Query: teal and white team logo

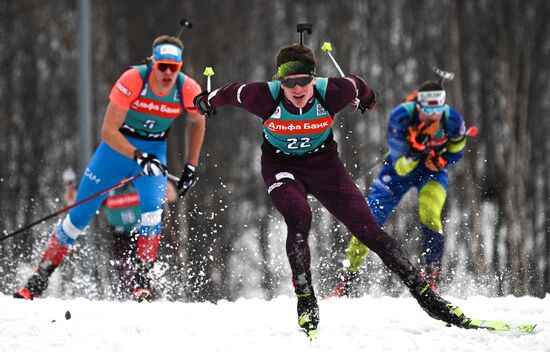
[316,104,326,116]
[143,120,156,129]
[271,106,281,119]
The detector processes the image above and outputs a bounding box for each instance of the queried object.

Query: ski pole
[0,172,181,243]
[203,67,215,93]
[322,42,360,107]
[465,125,478,137]
[167,172,180,183]
[321,42,345,77]
[0,174,144,243]
[364,155,387,174]
[199,67,216,118]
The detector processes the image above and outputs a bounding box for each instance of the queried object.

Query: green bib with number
[122,64,185,139]
[263,78,333,155]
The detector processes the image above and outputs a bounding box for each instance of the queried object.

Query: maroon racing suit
[207,77,421,288]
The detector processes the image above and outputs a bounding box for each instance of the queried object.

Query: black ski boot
[131,259,154,302]
[410,280,470,328]
[14,263,56,300]
[293,272,319,339]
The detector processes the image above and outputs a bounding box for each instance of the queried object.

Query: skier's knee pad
[418,181,446,233]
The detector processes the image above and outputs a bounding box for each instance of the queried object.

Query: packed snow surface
[1,294,548,351]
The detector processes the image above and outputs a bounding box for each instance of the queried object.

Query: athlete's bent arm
[100,101,136,159]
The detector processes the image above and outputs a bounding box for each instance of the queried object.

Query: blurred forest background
[1,0,550,302]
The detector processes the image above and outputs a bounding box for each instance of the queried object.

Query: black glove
[359,90,378,113]
[193,91,216,116]
[134,149,167,176]
[177,163,197,197]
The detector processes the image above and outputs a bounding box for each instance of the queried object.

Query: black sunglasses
[281,76,313,88]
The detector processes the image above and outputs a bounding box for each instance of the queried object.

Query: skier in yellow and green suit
[329,80,468,297]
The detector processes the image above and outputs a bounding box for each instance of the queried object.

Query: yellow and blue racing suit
[346,101,467,273]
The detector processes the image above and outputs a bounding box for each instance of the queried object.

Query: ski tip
[466,319,537,334]
[306,328,318,341]
[300,322,318,341]
[518,324,537,333]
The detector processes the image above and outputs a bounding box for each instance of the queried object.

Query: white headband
[417,90,446,106]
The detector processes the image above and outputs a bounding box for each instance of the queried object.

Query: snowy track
[0,294,548,352]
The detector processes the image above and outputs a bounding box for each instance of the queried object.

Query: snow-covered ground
[0,294,547,352]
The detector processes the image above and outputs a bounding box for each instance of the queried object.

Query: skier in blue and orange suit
[329,80,467,298]
[15,35,205,302]
[193,44,471,336]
